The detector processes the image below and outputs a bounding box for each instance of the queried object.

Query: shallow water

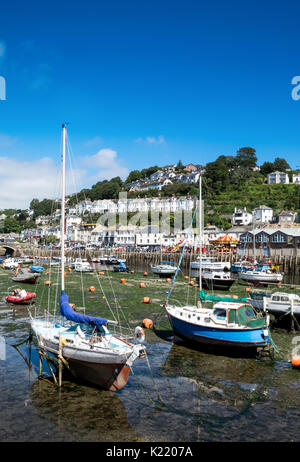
[1,269,300,442]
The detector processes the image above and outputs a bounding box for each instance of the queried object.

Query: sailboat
[164,175,271,351]
[30,124,146,391]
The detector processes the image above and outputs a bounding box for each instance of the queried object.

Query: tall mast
[199,174,202,292]
[61,124,66,291]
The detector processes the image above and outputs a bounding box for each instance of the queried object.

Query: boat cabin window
[272,296,280,301]
[237,306,257,327]
[213,308,226,319]
[281,296,289,302]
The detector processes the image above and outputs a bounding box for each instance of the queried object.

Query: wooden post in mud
[58,336,63,388]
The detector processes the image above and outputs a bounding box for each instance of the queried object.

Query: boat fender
[135,326,145,343]
[76,325,85,339]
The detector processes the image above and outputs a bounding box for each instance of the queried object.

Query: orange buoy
[98,271,105,275]
[142,318,153,328]
[291,356,300,368]
[139,282,146,288]
[89,286,96,292]
[45,280,52,286]
[69,303,75,308]
[68,267,72,273]
[184,276,189,280]
[143,297,150,304]
[246,287,251,292]
[120,278,126,284]
[144,272,148,276]
[189,280,195,286]
[290,285,295,289]
[166,278,172,283]
[130,270,135,274]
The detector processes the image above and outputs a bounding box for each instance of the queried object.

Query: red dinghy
[6,292,36,305]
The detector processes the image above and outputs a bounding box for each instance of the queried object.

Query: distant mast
[61,124,66,291]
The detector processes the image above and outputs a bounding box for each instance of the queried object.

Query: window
[213,308,226,318]
[240,234,252,243]
[256,234,269,243]
[272,233,286,243]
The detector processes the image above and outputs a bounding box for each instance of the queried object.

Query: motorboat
[2,258,22,270]
[263,292,300,318]
[238,269,283,284]
[165,301,270,349]
[191,256,231,272]
[164,175,271,353]
[152,262,176,278]
[12,267,40,284]
[201,270,235,291]
[73,258,93,272]
[100,255,125,265]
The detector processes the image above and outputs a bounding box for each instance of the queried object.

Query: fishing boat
[29,124,146,391]
[165,301,270,349]
[152,261,176,278]
[191,256,231,272]
[164,175,271,352]
[201,270,235,290]
[12,267,40,284]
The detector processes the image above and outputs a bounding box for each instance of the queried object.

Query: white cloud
[0,157,81,210]
[134,135,166,145]
[84,136,103,147]
[84,148,129,180]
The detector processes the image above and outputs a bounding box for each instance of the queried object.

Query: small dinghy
[6,289,36,305]
[12,267,40,284]
[30,265,44,273]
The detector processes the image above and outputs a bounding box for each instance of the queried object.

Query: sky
[1,0,300,209]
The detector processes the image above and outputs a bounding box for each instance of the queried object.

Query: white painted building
[232,208,253,226]
[252,205,273,224]
[293,173,300,184]
[267,171,290,184]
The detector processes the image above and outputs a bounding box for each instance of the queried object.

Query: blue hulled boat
[165,301,270,348]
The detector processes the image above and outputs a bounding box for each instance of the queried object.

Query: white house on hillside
[293,173,300,184]
[232,207,253,226]
[267,171,289,184]
[252,205,273,224]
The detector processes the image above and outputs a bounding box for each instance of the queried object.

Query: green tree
[273,157,290,172]
[125,170,142,184]
[236,147,257,169]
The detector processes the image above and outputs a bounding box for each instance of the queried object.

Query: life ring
[135,326,145,342]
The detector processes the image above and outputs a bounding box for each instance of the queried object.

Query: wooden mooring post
[38,337,69,387]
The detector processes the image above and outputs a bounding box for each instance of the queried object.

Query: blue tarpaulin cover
[59,290,108,328]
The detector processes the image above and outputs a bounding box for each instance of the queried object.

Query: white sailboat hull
[31,319,144,390]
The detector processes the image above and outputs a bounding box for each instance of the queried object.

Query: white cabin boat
[74,258,93,272]
[191,256,231,272]
[239,269,283,284]
[263,292,300,317]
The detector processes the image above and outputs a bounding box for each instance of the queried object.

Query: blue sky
[0,0,300,208]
